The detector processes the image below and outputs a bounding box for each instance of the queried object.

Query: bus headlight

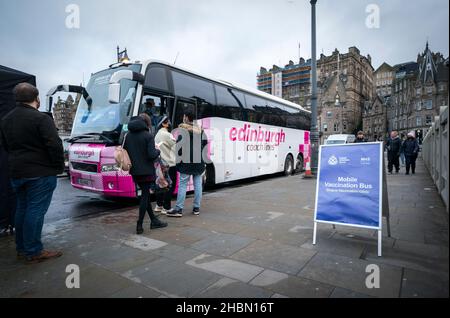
[101,164,120,172]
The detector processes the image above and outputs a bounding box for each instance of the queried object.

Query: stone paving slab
[185,253,264,283]
[196,277,273,298]
[122,257,222,298]
[298,252,403,298]
[249,269,334,298]
[230,240,317,275]
[400,268,449,298]
[190,233,255,257]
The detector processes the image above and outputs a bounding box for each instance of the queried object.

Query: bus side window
[215,85,242,121]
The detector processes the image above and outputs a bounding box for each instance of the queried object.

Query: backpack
[114,133,132,172]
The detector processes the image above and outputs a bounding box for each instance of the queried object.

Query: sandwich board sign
[313,142,389,257]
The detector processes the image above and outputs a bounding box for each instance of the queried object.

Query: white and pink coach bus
[47,60,311,198]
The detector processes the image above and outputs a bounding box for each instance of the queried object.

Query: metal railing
[422,106,449,213]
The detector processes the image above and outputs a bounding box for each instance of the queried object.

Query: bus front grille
[71,162,98,173]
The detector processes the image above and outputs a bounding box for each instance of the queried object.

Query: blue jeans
[175,173,203,210]
[10,176,57,257]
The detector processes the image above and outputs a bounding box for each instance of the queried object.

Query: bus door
[138,92,171,135]
[172,98,197,128]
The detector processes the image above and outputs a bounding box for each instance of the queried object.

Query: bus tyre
[284,155,294,176]
[203,164,215,188]
[295,155,304,174]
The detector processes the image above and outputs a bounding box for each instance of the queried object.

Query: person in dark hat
[354,131,367,143]
[154,116,177,214]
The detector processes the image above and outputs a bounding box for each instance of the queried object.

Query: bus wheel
[284,155,294,176]
[203,164,216,188]
[295,155,304,174]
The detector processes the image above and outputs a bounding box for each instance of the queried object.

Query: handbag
[153,158,172,193]
[114,133,132,171]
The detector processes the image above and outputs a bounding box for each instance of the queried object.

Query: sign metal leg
[378,230,382,257]
[313,222,317,245]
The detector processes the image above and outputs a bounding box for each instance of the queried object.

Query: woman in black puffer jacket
[124,114,167,234]
[401,131,420,175]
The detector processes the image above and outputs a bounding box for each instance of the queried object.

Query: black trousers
[156,166,177,210]
[405,155,417,174]
[388,154,400,173]
[136,181,157,225]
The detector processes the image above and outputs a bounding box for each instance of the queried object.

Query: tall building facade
[363,95,388,141]
[388,43,448,141]
[374,62,395,98]
[257,58,312,109]
[316,47,374,142]
[53,94,80,135]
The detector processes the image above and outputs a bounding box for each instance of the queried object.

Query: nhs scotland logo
[328,155,338,166]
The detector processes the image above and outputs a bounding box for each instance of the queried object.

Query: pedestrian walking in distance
[0,83,64,264]
[402,131,420,175]
[123,114,168,234]
[399,134,407,167]
[386,130,402,174]
[167,110,208,217]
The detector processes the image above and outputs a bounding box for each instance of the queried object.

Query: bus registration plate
[77,178,92,187]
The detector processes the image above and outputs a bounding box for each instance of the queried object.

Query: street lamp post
[310,0,319,175]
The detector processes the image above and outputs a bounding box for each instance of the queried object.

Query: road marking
[265,212,284,221]
[289,225,312,233]
[120,235,167,251]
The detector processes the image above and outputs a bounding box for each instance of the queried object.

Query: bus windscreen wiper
[67,133,102,143]
[67,132,114,144]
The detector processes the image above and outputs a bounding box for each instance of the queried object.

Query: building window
[416,100,422,111]
[426,115,432,125]
[427,86,433,94]
[416,88,421,96]
[416,116,422,127]
[323,124,328,132]
[327,111,332,118]
[425,99,433,110]
[333,123,339,132]
[439,84,446,91]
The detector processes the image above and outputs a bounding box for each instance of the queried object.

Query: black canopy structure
[0,66,35,230]
[0,65,36,120]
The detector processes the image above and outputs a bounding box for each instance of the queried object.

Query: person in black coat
[123,114,167,234]
[401,131,420,175]
[354,131,367,143]
[385,130,402,174]
[167,110,208,217]
[0,83,64,264]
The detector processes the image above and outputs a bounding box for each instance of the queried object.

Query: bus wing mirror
[108,70,144,104]
[108,83,121,104]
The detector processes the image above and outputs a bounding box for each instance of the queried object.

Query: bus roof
[137,59,310,113]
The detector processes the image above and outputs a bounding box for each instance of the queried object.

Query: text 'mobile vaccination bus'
[47,59,311,198]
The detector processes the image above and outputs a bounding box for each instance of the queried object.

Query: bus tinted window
[243,94,266,124]
[172,71,215,105]
[145,66,169,91]
[266,101,285,127]
[215,85,243,120]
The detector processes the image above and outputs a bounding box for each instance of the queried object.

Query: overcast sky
[1,0,448,102]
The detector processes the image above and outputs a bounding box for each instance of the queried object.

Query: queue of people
[0,82,209,264]
[122,108,208,233]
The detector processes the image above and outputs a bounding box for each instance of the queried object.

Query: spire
[419,41,437,84]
